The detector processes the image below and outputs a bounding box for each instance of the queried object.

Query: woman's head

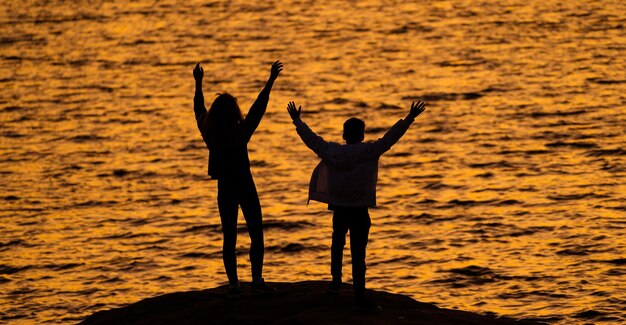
[208,93,243,127]
[207,93,243,147]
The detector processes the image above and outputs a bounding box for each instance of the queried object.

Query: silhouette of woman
[193,61,283,297]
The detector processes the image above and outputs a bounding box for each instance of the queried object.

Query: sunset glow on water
[1,0,625,323]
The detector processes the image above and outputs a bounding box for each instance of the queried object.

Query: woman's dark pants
[217,173,264,285]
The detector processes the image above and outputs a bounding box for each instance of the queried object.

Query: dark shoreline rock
[80,281,542,325]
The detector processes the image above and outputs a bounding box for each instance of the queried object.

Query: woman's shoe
[251,278,277,293]
[227,284,241,299]
[354,297,382,313]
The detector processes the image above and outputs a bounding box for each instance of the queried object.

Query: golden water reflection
[1,0,625,324]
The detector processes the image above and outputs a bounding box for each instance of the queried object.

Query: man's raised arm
[287,101,335,160]
[370,101,426,157]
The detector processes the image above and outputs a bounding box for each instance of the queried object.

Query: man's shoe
[326,280,341,295]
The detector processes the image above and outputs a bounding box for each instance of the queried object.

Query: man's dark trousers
[330,205,371,297]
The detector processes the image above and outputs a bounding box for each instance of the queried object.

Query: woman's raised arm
[244,60,283,141]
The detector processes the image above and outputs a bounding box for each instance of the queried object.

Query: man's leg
[217,179,240,287]
[349,207,371,300]
[331,208,350,286]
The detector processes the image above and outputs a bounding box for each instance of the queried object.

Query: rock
[80,281,540,325]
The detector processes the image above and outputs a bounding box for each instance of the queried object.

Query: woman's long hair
[207,93,244,149]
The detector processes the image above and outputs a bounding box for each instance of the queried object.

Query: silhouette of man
[286,100,426,311]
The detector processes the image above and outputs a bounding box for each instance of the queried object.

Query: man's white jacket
[293,116,415,207]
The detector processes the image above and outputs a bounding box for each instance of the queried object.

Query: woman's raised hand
[193,63,204,81]
[270,60,283,80]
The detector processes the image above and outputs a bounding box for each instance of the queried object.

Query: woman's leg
[217,179,239,286]
[239,175,264,279]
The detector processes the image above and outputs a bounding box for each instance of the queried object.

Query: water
[1,0,625,323]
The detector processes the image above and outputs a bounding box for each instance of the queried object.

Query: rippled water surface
[1,0,625,323]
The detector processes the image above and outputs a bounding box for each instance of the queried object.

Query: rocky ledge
[80,281,541,324]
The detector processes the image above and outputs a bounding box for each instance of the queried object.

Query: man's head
[343,117,365,144]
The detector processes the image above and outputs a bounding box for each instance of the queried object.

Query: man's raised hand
[408,101,426,119]
[270,60,283,80]
[287,101,302,122]
[193,63,204,81]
